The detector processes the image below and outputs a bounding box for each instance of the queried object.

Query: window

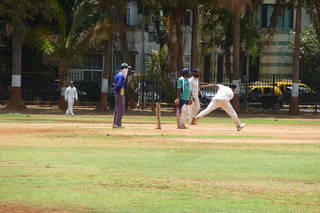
[111,7,118,23]
[183,10,192,26]
[111,7,129,25]
[144,54,152,72]
[261,4,293,28]
[69,70,84,82]
[83,54,103,70]
[113,51,123,72]
[148,32,158,42]
[125,8,130,25]
[92,71,101,83]
[130,52,137,71]
[299,86,309,93]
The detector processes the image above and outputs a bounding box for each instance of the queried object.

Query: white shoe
[178,124,188,129]
[237,123,246,131]
[113,124,125,129]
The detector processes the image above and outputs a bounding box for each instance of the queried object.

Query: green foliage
[142,46,176,103]
[299,24,320,86]
[24,0,100,67]
[202,6,262,60]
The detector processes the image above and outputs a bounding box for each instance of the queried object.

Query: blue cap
[121,63,131,69]
[180,68,189,76]
[192,68,200,73]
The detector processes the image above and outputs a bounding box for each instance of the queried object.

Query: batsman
[175,68,193,129]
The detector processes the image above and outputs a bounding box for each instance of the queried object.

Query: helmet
[180,68,189,76]
[191,68,200,73]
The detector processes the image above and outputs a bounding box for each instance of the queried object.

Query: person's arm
[200,84,219,89]
[75,88,78,101]
[64,88,68,101]
[175,79,182,105]
[114,75,124,91]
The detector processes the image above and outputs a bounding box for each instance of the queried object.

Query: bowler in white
[195,84,245,131]
[65,81,78,116]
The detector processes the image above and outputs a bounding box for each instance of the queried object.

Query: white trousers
[180,104,189,126]
[188,97,201,123]
[195,98,241,126]
[66,99,74,116]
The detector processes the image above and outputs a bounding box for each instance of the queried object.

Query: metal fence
[1,72,319,112]
[199,75,320,112]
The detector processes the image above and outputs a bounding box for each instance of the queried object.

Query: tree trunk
[175,17,184,74]
[230,8,241,113]
[6,21,26,110]
[98,5,113,112]
[289,0,302,115]
[191,5,200,69]
[117,11,130,62]
[98,38,112,112]
[58,65,68,108]
[167,9,185,76]
[225,46,232,81]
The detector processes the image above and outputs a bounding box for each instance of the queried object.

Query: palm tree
[0,0,47,110]
[26,0,105,107]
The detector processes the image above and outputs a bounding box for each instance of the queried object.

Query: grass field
[0,113,320,212]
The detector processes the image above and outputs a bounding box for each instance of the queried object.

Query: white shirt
[188,76,199,98]
[65,86,78,101]
[215,84,234,101]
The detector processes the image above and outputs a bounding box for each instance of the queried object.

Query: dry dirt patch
[0,204,74,213]
[0,120,319,144]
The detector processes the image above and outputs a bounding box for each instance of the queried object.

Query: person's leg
[69,100,74,116]
[113,95,119,126]
[65,103,69,115]
[193,98,201,123]
[189,98,201,124]
[195,98,201,114]
[195,99,218,119]
[114,95,125,127]
[180,103,189,127]
[117,95,125,126]
[188,101,195,124]
[66,99,72,115]
[221,101,242,126]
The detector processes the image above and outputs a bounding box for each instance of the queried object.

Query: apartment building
[69,0,311,87]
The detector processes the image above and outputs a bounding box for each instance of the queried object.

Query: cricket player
[65,81,78,116]
[195,84,245,131]
[188,68,201,125]
[112,63,131,128]
[175,68,193,129]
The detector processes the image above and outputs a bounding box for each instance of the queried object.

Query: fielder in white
[195,84,245,131]
[188,68,201,125]
[65,81,78,116]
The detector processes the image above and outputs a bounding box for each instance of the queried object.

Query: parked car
[275,81,320,104]
[246,85,283,109]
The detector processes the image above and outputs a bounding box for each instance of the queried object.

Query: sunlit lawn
[0,113,319,212]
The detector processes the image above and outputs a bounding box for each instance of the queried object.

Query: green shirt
[177,77,192,100]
